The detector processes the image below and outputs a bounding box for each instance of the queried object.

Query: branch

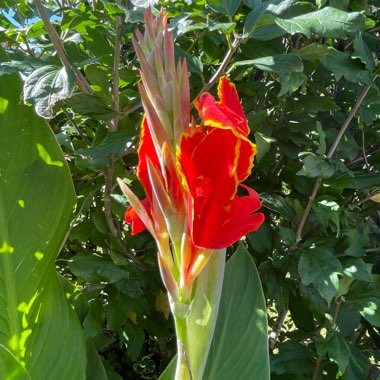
[295,77,377,244]
[326,76,377,160]
[33,0,92,94]
[197,34,241,96]
[111,0,123,131]
[348,187,380,211]
[268,309,288,350]
[311,357,323,380]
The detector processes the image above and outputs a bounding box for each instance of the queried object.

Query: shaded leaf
[321,51,372,84]
[298,246,342,304]
[317,331,351,374]
[75,130,135,170]
[69,93,117,120]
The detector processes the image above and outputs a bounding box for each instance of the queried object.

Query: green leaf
[271,341,314,375]
[0,69,86,378]
[254,132,276,162]
[297,154,336,179]
[298,246,342,304]
[175,46,203,77]
[344,229,368,258]
[206,0,241,17]
[321,51,372,84]
[69,254,130,283]
[69,93,117,120]
[243,0,298,36]
[353,32,375,71]
[23,65,76,118]
[203,244,269,379]
[279,71,306,96]
[342,257,371,281]
[346,280,380,327]
[317,331,351,374]
[274,7,366,38]
[233,53,303,75]
[249,14,286,41]
[85,339,108,380]
[296,43,334,61]
[0,345,31,380]
[75,130,135,170]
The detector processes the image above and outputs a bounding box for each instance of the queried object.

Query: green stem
[170,249,226,380]
[174,316,192,380]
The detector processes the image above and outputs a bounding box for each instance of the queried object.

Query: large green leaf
[0,67,86,377]
[274,7,366,38]
[0,345,31,380]
[203,244,269,379]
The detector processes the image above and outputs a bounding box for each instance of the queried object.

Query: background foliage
[1,0,380,379]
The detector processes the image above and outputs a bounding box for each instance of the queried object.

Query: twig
[33,0,93,94]
[361,126,372,172]
[326,76,377,160]
[295,77,378,244]
[58,193,94,254]
[120,101,143,116]
[269,309,288,350]
[332,296,344,329]
[197,34,241,95]
[295,178,321,243]
[366,248,380,253]
[21,35,34,56]
[348,187,380,211]
[348,144,380,167]
[311,357,323,380]
[104,156,119,238]
[111,0,123,131]
[103,157,144,268]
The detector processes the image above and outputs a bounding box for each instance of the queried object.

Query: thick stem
[170,249,226,380]
[174,317,193,380]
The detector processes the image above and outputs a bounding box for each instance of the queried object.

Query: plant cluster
[0,0,380,379]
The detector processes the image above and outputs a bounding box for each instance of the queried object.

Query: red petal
[218,76,246,122]
[193,186,265,249]
[125,198,151,235]
[137,117,160,199]
[195,77,249,136]
[178,127,262,249]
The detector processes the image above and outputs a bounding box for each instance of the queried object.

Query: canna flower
[120,8,264,294]
[118,8,265,380]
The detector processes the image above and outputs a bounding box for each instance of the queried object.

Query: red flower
[178,127,264,249]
